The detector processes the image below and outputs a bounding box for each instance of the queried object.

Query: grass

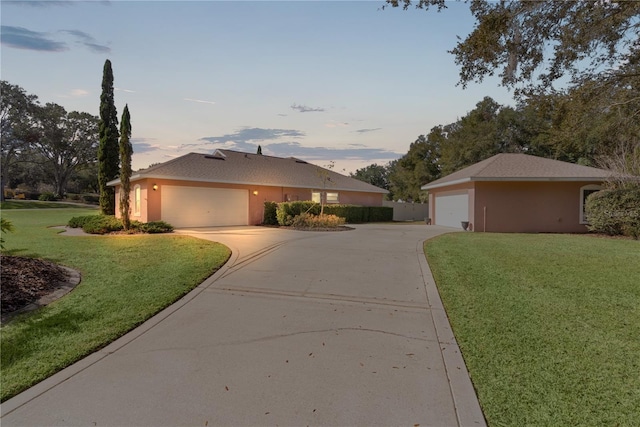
[1,200,98,210]
[424,233,640,427]
[0,208,231,402]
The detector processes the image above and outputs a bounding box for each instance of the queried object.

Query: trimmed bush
[290,213,346,228]
[38,192,57,201]
[367,206,393,222]
[586,186,640,239]
[138,221,174,234]
[276,201,319,226]
[263,201,278,225]
[68,215,99,229]
[81,215,124,234]
[275,201,393,225]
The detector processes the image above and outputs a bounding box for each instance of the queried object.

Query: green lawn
[425,233,640,426]
[1,200,98,209]
[0,208,230,402]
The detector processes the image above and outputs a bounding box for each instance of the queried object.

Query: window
[134,185,141,216]
[326,192,339,203]
[580,184,602,224]
[311,191,339,204]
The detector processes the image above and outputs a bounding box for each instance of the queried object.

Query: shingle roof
[422,153,613,190]
[109,150,388,194]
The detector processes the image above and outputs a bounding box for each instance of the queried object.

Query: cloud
[325,121,349,128]
[115,87,136,93]
[132,139,163,154]
[1,25,67,52]
[354,128,382,133]
[57,89,89,98]
[5,1,75,7]
[0,25,110,53]
[60,29,111,53]
[200,127,305,145]
[277,113,288,117]
[184,98,216,105]
[291,103,325,113]
[265,142,400,161]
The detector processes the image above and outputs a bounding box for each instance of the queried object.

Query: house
[421,153,613,233]
[108,149,388,228]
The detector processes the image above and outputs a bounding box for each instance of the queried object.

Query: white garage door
[161,186,248,228]
[435,192,469,228]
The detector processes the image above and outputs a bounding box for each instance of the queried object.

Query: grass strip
[1,209,230,401]
[425,233,640,427]
[1,200,98,210]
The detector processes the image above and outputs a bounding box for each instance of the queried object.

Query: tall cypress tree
[119,104,133,230]
[98,59,120,215]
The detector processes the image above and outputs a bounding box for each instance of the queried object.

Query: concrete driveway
[1,223,485,426]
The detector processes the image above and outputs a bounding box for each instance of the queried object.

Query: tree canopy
[385,1,640,95]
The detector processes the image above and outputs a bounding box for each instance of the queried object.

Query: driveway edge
[418,239,487,427]
[1,244,238,417]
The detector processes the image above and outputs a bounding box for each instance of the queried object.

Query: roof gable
[110,150,388,194]
[422,153,613,190]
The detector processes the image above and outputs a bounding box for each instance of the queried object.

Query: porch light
[252,190,259,196]
[153,184,158,191]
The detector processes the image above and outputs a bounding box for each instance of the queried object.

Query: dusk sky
[1,0,515,174]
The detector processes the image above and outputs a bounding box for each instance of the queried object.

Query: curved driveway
[2,223,485,426]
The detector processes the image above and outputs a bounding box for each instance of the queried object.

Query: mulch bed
[1,255,69,314]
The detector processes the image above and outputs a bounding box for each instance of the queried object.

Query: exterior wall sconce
[153,184,158,191]
[252,190,259,196]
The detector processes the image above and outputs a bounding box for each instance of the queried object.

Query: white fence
[383,201,429,222]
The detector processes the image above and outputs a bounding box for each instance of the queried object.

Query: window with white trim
[580,184,602,224]
[134,185,141,217]
[326,192,339,203]
[311,191,339,204]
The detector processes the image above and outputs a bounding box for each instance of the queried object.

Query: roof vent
[295,159,308,164]
[205,149,226,160]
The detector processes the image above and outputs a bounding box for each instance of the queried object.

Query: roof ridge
[469,153,504,178]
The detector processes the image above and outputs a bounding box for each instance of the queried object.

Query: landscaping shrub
[290,213,345,228]
[276,201,319,226]
[586,186,640,239]
[68,216,173,234]
[275,201,393,225]
[1,218,14,249]
[263,201,278,225]
[38,192,57,201]
[367,206,393,222]
[138,221,174,234]
[67,215,99,229]
[81,215,124,234]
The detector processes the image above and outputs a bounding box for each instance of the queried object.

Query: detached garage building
[422,153,613,233]
[109,149,387,228]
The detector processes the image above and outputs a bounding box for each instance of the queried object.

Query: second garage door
[434,192,469,228]
[161,186,249,228]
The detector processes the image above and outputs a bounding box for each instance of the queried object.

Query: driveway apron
[1,224,485,427]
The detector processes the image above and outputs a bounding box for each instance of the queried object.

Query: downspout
[483,206,487,232]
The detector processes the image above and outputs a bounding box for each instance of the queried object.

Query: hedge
[271,201,392,226]
[263,201,279,225]
[585,186,640,239]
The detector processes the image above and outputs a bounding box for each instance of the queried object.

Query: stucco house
[108,149,388,228]
[422,153,613,233]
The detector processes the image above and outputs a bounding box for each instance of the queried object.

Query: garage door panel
[161,186,248,227]
[435,192,468,228]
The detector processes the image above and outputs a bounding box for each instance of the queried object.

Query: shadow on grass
[1,308,95,370]
[3,248,64,264]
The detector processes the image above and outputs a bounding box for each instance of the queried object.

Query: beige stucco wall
[114,179,384,226]
[426,180,604,233]
[473,181,602,233]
